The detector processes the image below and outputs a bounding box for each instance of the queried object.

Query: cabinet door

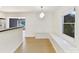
[0,20,6,29]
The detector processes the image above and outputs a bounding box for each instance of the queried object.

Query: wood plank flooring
[15,37,56,53]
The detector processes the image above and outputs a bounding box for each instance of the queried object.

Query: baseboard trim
[11,41,23,53]
[48,36,58,53]
[25,37,35,39]
[48,34,64,53]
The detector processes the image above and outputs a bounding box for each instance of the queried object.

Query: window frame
[62,13,75,38]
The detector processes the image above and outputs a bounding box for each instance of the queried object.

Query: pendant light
[40,6,45,18]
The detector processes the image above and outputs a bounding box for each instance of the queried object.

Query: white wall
[52,6,74,34]
[4,12,54,37]
[51,6,79,49]
[0,11,5,18]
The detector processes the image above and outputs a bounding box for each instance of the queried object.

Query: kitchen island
[0,27,23,53]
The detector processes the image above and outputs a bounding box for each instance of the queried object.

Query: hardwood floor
[15,37,56,53]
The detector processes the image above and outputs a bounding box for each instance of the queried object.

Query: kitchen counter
[0,27,23,32]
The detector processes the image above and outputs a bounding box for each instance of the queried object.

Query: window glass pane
[64,14,75,23]
[63,24,74,37]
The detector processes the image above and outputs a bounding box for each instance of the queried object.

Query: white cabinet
[0,19,6,29]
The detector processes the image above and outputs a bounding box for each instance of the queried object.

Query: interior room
[0,6,79,53]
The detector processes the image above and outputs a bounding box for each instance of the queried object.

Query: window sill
[63,33,75,39]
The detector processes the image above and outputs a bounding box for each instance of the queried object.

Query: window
[63,12,75,38]
[9,18,25,30]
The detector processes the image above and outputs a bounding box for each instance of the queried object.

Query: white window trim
[64,23,75,24]
[62,14,75,38]
[6,17,26,28]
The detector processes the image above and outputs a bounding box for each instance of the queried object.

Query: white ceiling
[0,6,59,12]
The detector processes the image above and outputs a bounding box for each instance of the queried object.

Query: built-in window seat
[49,33,79,53]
